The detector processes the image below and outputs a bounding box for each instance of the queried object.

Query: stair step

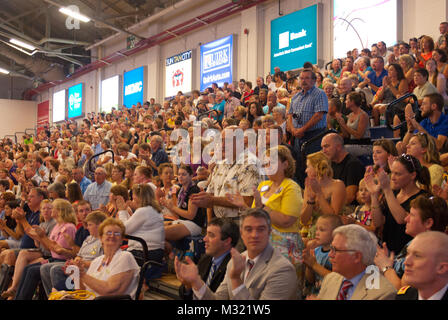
[147,273,182,300]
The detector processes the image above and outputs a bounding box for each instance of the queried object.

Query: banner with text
[200,35,233,91]
[165,50,193,98]
[270,5,318,73]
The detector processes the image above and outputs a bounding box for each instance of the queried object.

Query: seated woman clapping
[70,218,140,299]
[1,199,56,299]
[40,211,106,296]
[116,184,165,267]
[12,199,77,300]
[161,165,206,241]
[374,195,448,290]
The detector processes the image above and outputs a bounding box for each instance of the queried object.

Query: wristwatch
[382,266,393,274]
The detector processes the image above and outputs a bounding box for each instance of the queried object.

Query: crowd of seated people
[0,22,448,301]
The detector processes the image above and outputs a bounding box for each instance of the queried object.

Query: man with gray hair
[83,167,112,210]
[396,231,448,300]
[315,224,396,300]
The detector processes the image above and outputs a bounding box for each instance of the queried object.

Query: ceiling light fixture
[0,67,10,75]
[9,38,36,51]
[59,7,91,23]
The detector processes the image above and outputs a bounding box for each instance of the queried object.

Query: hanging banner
[37,100,49,133]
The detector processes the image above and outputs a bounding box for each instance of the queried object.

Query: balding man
[336,78,355,115]
[263,91,286,115]
[83,167,112,210]
[315,224,396,300]
[396,231,448,300]
[253,76,268,96]
[321,133,365,206]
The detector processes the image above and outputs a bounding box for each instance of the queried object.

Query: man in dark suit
[396,231,448,300]
[178,218,239,300]
[175,208,298,300]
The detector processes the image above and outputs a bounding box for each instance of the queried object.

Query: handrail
[87,149,114,174]
[14,131,26,143]
[2,135,17,144]
[197,109,218,120]
[300,129,337,164]
[24,128,36,136]
[385,93,419,131]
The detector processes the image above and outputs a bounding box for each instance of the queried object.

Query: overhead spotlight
[0,67,10,75]
[9,38,36,51]
[59,7,91,23]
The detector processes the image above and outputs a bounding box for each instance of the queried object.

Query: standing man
[287,69,328,188]
[175,208,298,300]
[179,218,239,300]
[437,22,448,48]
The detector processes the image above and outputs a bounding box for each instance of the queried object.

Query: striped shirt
[288,86,328,131]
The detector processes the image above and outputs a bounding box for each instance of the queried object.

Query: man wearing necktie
[312,224,396,300]
[178,218,239,300]
[175,208,298,300]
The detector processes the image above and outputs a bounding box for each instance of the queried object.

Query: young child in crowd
[303,214,343,296]
[343,178,376,232]
[326,98,346,134]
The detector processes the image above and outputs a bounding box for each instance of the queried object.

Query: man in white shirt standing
[396,231,448,300]
[174,208,298,300]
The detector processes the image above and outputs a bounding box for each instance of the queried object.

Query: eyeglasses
[400,153,416,172]
[414,132,429,146]
[329,245,358,254]
[105,231,122,237]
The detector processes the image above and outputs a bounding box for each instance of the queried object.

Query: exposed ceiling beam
[41,0,143,40]
[0,27,84,66]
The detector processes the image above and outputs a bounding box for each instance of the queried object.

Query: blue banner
[271,5,318,73]
[68,83,83,119]
[123,66,145,108]
[200,35,233,91]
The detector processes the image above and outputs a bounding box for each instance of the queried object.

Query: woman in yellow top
[227,145,303,266]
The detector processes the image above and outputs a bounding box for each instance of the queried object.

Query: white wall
[29,0,448,126]
[0,99,37,138]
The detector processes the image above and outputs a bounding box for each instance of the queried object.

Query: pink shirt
[49,222,76,260]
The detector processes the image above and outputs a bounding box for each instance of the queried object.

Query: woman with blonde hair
[398,54,417,91]
[406,132,444,187]
[12,199,77,299]
[227,145,304,289]
[300,151,346,238]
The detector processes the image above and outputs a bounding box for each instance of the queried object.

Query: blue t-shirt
[20,206,40,249]
[358,66,373,83]
[309,246,332,295]
[367,68,388,94]
[419,113,448,139]
[211,101,225,121]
